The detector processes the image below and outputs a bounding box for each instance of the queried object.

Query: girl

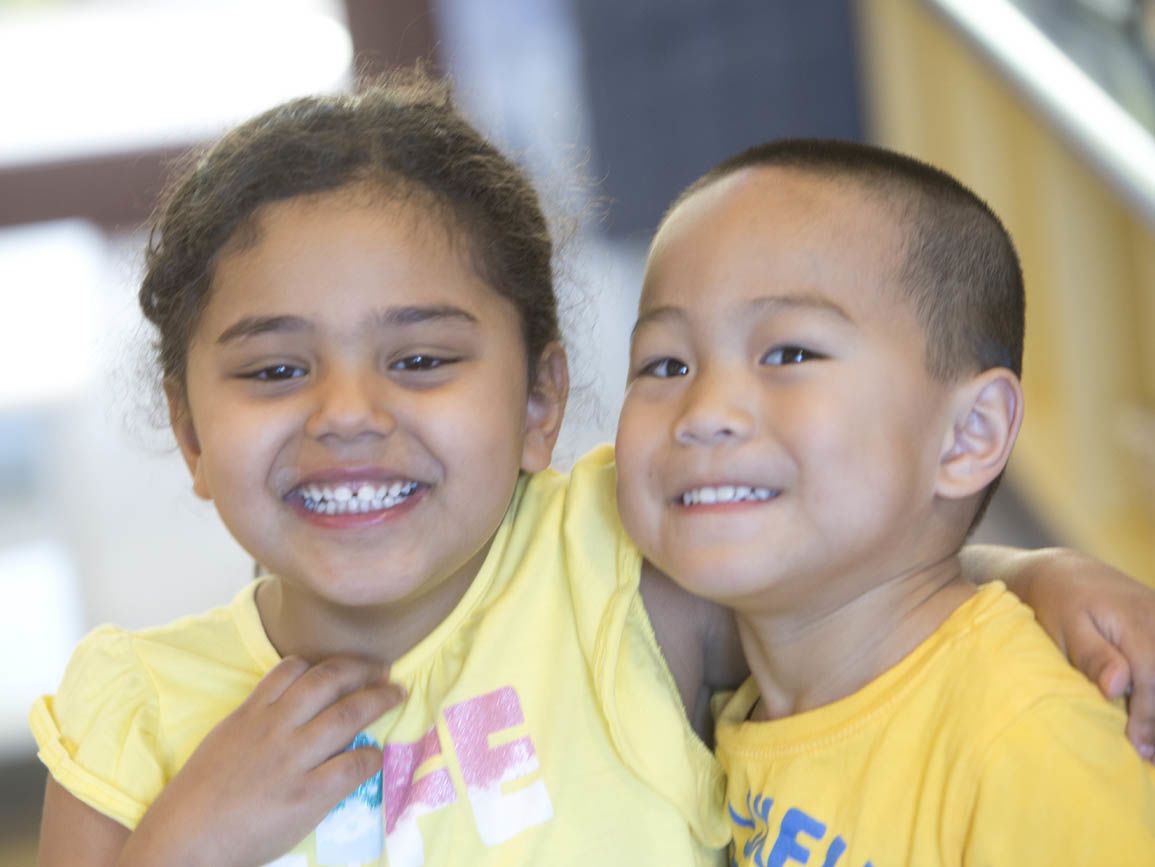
[32,72,1155,866]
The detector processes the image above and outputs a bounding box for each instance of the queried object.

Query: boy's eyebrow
[215,305,479,344]
[630,305,683,339]
[631,292,853,339]
[744,293,853,323]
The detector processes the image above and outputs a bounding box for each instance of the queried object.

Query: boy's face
[616,168,960,610]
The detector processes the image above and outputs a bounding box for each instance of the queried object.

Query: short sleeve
[29,624,166,829]
[966,696,1155,865]
[564,447,730,851]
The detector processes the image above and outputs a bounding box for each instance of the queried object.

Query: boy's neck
[737,555,975,721]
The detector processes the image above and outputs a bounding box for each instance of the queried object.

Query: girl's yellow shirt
[31,445,728,866]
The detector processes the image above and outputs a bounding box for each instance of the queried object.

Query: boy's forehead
[641,166,906,312]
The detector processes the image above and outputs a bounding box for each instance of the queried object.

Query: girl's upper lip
[286,466,426,490]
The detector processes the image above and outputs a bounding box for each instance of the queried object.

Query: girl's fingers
[305,744,386,811]
[247,656,313,706]
[279,656,394,727]
[296,682,405,767]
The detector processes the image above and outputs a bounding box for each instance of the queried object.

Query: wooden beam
[0,2,441,230]
[0,146,187,231]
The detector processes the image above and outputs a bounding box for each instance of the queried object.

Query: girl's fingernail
[1139,743,1154,760]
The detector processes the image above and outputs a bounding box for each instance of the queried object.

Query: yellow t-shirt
[715,582,1155,866]
[30,446,728,866]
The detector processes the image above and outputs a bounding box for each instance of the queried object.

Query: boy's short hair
[668,139,1025,529]
[670,139,1025,383]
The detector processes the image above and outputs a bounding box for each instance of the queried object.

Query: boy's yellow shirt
[715,582,1155,866]
[30,446,728,866]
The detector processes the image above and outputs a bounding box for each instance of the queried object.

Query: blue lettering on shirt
[728,794,874,867]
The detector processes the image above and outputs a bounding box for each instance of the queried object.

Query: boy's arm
[960,544,1155,757]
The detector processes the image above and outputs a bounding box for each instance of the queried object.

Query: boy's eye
[761,346,824,366]
[242,363,307,381]
[389,354,454,371]
[639,357,690,379]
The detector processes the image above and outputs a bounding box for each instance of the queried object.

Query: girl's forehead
[198,192,509,338]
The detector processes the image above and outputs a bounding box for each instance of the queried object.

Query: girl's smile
[167,187,559,659]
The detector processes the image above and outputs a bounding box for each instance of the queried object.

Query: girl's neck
[738,555,974,721]
[255,542,491,665]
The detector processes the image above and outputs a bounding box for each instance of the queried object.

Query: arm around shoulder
[639,560,748,743]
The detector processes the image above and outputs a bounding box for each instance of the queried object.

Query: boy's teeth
[679,485,775,506]
[299,480,419,514]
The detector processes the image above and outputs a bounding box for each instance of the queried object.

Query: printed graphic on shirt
[265,685,552,866]
[316,732,385,862]
[728,792,873,867]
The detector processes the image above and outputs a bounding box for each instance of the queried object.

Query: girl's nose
[673,366,755,447]
[304,368,396,441]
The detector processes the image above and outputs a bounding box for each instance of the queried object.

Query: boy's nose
[673,367,755,446]
[305,368,396,441]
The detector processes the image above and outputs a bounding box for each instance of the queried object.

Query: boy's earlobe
[164,379,212,501]
[936,369,1024,500]
[520,342,569,473]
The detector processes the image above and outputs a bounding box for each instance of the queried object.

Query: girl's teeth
[299,481,419,514]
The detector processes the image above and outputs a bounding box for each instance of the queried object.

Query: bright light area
[932,0,1155,225]
[0,221,105,411]
[0,0,353,166]
[0,539,84,757]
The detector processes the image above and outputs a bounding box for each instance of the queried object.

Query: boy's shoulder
[719,583,1121,758]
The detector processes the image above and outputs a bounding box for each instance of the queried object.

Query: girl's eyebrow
[216,315,309,344]
[372,304,480,328]
[215,305,480,345]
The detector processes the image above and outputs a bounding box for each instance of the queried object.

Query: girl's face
[169,189,563,625]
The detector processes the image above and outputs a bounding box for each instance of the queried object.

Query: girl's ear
[520,342,569,473]
[164,379,212,501]
[936,368,1024,500]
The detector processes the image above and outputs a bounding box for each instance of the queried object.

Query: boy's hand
[992,546,1155,759]
[120,655,403,867]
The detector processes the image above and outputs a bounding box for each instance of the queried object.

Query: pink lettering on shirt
[382,726,456,866]
[444,686,553,844]
[379,686,553,865]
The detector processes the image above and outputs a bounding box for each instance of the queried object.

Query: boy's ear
[520,342,569,473]
[936,368,1024,500]
[164,379,212,501]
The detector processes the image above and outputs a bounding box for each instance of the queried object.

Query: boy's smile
[169,189,553,656]
[616,167,962,614]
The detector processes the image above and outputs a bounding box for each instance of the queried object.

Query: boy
[615,140,1155,865]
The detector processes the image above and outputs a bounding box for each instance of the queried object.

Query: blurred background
[1,0,1153,859]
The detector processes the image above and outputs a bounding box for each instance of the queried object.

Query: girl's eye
[639,357,690,378]
[762,346,824,366]
[242,363,307,381]
[389,354,454,371]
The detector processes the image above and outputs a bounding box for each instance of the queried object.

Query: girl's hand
[120,655,403,867]
[972,545,1155,759]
